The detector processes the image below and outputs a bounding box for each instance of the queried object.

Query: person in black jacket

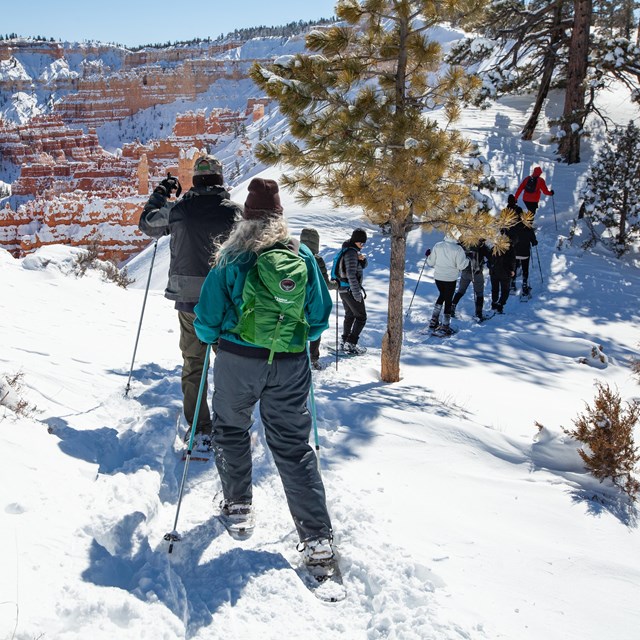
[488,229,516,313]
[138,155,242,443]
[335,228,369,355]
[506,194,538,296]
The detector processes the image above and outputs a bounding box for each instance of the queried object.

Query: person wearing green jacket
[194,178,337,574]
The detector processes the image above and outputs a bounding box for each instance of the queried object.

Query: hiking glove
[550,190,555,195]
[156,176,181,197]
[425,248,431,257]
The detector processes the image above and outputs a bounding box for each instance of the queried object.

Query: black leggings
[435,280,457,314]
[339,290,367,344]
[515,257,530,282]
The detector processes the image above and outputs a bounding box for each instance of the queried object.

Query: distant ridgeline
[0,22,329,260]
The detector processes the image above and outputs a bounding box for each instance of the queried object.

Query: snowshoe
[217,501,255,541]
[296,539,346,602]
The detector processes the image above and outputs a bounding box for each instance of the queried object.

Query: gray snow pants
[211,348,333,542]
[453,268,485,302]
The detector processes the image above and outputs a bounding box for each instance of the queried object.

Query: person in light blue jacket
[425,235,469,334]
[194,178,337,575]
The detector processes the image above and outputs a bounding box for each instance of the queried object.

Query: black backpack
[524,176,538,193]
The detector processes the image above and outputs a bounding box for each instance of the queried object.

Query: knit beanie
[300,227,320,254]
[243,178,284,219]
[507,194,516,207]
[193,154,223,178]
[350,228,367,244]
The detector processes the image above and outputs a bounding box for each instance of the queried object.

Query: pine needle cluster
[563,381,640,502]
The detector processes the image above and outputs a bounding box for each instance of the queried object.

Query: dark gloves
[425,248,431,257]
[550,190,555,196]
[532,240,538,247]
[154,175,182,198]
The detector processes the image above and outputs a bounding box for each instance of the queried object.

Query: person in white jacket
[426,235,469,334]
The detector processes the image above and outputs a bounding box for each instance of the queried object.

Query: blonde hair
[213,216,290,267]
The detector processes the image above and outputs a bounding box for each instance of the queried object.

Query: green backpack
[233,241,310,363]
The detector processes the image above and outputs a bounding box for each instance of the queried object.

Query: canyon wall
[0,37,276,261]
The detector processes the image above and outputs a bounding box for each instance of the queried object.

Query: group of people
[137,156,376,576]
[425,167,552,333]
[137,157,551,570]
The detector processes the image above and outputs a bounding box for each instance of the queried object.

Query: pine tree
[563,381,640,501]
[451,0,640,162]
[581,121,640,254]
[251,0,515,383]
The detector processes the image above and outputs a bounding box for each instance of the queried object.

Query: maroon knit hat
[243,178,284,219]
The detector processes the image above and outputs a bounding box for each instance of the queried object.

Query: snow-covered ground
[1,33,640,640]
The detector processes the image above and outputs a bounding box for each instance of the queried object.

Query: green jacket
[194,241,332,349]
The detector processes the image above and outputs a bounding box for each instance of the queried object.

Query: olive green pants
[178,311,211,434]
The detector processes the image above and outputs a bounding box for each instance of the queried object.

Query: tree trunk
[558,0,592,164]
[380,216,407,383]
[521,55,556,141]
[619,188,628,246]
[521,2,563,140]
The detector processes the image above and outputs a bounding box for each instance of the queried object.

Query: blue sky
[2,1,338,48]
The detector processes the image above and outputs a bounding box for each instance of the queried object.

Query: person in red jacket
[514,166,554,215]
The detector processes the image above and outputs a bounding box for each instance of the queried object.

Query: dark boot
[474,296,484,320]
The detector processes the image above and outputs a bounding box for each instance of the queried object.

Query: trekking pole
[307,345,322,473]
[164,344,211,553]
[125,240,158,397]
[335,287,339,371]
[406,250,429,318]
[535,245,544,286]
[552,195,558,231]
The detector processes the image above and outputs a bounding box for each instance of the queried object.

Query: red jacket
[514,167,552,203]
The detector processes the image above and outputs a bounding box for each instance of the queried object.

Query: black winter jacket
[139,185,242,304]
[461,241,491,275]
[338,240,368,301]
[508,221,538,258]
[488,243,516,280]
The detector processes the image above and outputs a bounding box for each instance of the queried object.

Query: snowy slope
[2,42,640,640]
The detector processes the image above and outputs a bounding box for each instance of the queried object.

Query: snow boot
[429,303,442,330]
[218,501,255,540]
[298,537,337,579]
[438,314,454,335]
[474,296,484,320]
[344,342,367,355]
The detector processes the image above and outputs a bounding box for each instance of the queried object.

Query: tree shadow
[569,488,638,528]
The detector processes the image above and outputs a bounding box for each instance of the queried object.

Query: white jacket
[426,236,469,282]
